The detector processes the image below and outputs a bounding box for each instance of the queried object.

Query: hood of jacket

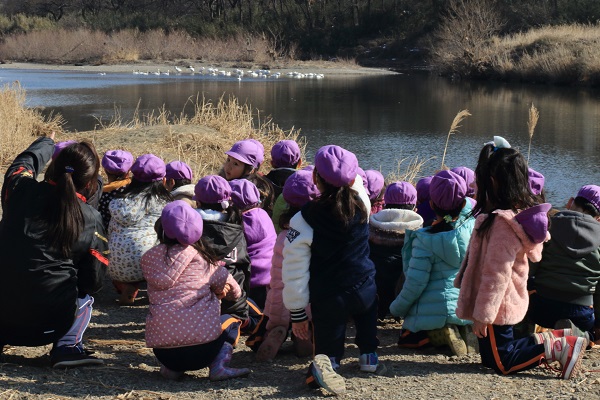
[109,195,165,227]
[493,207,550,263]
[369,209,423,234]
[550,210,600,257]
[202,219,245,260]
[408,199,475,267]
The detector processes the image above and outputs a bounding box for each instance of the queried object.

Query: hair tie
[443,215,454,223]
[484,136,511,152]
[220,200,230,210]
[65,166,75,174]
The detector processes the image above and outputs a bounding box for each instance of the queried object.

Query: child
[223,139,275,214]
[450,166,475,199]
[0,134,107,368]
[193,175,251,328]
[415,176,435,227]
[390,170,475,355]
[283,145,378,396]
[230,179,277,309]
[99,150,133,229]
[365,170,385,214]
[528,185,600,340]
[165,160,195,207]
[141,201,250,381]
[265,139,302,198]
[257,170,319,362]
[108,154,173,305]
[369,181,423,321]
[454,136,588,379]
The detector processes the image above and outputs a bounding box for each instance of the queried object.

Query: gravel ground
[2,277,600,399]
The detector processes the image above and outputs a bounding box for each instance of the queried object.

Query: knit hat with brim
[161,200,203,245]
[314,145,358,188]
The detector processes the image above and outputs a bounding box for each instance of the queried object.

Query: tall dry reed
[0,83,63,170]
[386,155,432,186]
[527,103,539,162]
[440,109,471,170]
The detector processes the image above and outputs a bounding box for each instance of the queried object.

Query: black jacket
[0,137,108,346]
[202,218,251,320]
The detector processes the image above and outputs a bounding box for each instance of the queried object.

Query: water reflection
[2,68,598,205]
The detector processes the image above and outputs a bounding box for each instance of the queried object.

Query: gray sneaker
[312,354,346,396]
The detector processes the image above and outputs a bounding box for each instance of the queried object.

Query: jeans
[310,275,379,365]
[528,293,595,339]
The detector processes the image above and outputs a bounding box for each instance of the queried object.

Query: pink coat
[454,209,547,326]
[142,244,241,348]
[264,231,289,330]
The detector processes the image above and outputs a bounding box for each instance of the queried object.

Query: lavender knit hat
[131,154,166,182]
[451,166,475,197]
[528,168,545,196]
[365,170,385,200]
[515,203,552,243]
[225,140,264,169]
[193,175,232,204]
[283,170,320,208]
[102,150,133,175]
[230,179,261,208]
[577,185,600,213]
[357,167,370,196]
[384,181,417,206]
[429,170,467,211]
[161,200,203,246]
[416,176,433,203]
[166,161,193,181]
[271,140,301,168]
[314,145,358,188]
[52,140,77,160]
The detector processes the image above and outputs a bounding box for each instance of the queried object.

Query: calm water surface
[2,68,599,205]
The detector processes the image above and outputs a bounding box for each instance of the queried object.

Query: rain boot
[209,342,251,381]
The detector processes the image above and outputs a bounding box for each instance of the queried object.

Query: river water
[2,68,599,206]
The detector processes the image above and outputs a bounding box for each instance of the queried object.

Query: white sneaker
[312,354,346,395]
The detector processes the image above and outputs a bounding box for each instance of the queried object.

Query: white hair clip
[484,135,511,151]
[220,200,230,210]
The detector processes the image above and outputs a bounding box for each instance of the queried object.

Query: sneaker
[397,329,430,348]
[50,344,104,368]
[534,328,591,345]
[256,325,288,362]
[458,324,480,354]
[543,336,588,379]
[358,352,379,373]
[428,325,467,356]
[312,354,346,396]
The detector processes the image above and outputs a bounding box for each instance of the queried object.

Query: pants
[311,275,379,365]
[154,336,225,372]
[248,286,267,310]
[55,295,94,348]
[528,293,595,339]
[479,324,545,375]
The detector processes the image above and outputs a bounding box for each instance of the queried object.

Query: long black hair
[117,177,173,209]
[154,217,218,264]
[313,170,368,227]
[44,141,100,258]
[473,145,537,236]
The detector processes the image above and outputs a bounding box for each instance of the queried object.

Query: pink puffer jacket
[142,243,241,348]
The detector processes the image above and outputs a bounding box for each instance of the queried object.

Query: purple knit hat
[357,167,370,196]
[515,203,552,243]
[271,140,301,168]
[451,166,475,197]
[102,150,133,175]
[161,200,203,245]
[131,154,166,182]
[384,181,417,206]
[429,170,467,210]
[230,179,261,208]
[226,140,264,169]
[365,170,385,201]
[314,145,358,188]
[52,140,77,160]
[283,170,319,208]
[528,168,545,196]
[577,185,600,212]
[193,175,231,204]
[166,161,193,181]
[416,176,433,203]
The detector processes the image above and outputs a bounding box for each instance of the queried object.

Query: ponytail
[45,142,100,258]
[314,172,368,227]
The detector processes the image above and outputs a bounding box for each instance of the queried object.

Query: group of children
[1,132,599,395]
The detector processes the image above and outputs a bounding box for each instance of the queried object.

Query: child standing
[108,154,173,305]
[528,185,600,340]
[454,137,588,379]
[390,170,475,355]
[257,170,319,362]
[369,181,423,321]
[141,201,250,381]
[230,179,277,309]
[283,145,379,396]
[98,150,133,229]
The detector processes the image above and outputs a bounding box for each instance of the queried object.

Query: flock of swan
[122,65,325,80]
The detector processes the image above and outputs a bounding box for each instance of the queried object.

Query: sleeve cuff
[290,308,308,322]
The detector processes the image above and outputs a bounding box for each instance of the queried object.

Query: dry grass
[386,155,432,186]
[0,83,63,170]
[440,109,471,170]
[0,28,274,64]
[527,103,539,162]
[67,95,304,181]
